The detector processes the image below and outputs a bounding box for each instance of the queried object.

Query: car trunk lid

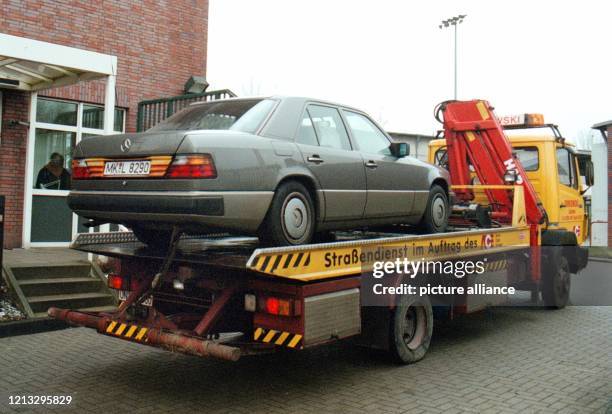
[74,131,187,159]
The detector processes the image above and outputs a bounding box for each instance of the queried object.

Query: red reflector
[108,274,127,290]
[166,154,216,179]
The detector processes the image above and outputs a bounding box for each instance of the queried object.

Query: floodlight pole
[439,15,466,100]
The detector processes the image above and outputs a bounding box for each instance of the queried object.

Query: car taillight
[72,159,90,179]
[166,154,216,179]
[107,273,130,290]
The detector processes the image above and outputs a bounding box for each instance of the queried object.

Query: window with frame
[32,98,126,190]
[556,147,576,188]
[343,110,390,155]
[296,110,319,146]
[307,105,351,151]
[514,147,539,171]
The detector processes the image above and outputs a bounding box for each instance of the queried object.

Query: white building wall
[590,139,608,246]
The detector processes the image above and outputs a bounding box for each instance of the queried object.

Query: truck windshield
[148,98,276,133]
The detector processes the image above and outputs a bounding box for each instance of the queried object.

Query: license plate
[104,160,151,176]
[118,290,153,307]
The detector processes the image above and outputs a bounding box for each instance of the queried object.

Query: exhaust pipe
[48,307,241,361]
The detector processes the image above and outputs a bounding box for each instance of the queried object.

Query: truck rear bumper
[47,307,241,361]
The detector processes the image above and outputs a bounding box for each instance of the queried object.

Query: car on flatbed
[68,96,450,246]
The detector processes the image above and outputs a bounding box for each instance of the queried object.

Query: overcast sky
[207,0,610,143]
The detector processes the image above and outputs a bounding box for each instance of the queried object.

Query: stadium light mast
[439,14,467,99]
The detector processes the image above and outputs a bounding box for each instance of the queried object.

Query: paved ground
[0,306,610,414]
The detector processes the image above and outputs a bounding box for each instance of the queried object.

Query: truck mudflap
[47,307,241,361]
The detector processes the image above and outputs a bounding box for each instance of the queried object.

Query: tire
[259,181,316,246]
[541,253,571,309]
[418,184,449,234]
[131,227,173,249]
[389,294,433,364]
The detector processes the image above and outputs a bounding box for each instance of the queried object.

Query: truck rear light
[258,296,293,316]
[166,154,216,179]
[72,159,91,179]
[107,273,130,290]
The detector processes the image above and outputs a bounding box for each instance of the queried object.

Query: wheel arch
[273,173,323,223]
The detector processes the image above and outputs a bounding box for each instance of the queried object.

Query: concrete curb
[0,317,68,338]
[588,257,612,264]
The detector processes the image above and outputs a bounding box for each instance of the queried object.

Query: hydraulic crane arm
[437,100,547,226]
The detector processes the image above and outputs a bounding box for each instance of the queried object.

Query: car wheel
[131,227,173,249]
[389,294,433,364]
[260,181,315,246]
[418,184,449,234]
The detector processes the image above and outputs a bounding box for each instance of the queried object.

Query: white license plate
[104,160,151,176]
[118,290,153,307]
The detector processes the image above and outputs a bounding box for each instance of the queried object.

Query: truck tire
[389,294,433,364]
[418,185,449,234]
[132,227,173,249]
[259,181,315,246]
[541,252,571,309]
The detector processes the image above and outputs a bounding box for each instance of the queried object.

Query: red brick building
[0,0,209,248]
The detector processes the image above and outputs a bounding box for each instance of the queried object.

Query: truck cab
[428,121,593,245]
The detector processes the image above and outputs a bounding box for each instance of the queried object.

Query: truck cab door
[295,104,367,221]
[555,147,586,243]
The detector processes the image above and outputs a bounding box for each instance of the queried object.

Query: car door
[342,110,418,218]
[295,104,366,221]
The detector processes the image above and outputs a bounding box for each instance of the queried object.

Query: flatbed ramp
[72,226,530,281]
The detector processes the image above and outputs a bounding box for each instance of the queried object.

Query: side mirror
[390,142,409,158]
[585,160,594,186]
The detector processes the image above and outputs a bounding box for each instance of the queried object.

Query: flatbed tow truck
[49,100,591,364]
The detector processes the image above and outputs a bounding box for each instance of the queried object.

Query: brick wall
[0,0,209,248]
[0,0,209,132]
[0,90,30,248]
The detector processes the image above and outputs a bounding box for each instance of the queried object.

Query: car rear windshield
[148,99,276,133]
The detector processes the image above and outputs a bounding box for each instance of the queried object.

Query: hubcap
[431,195,446,227]
[401,305,426,350]
[555,262,570,298]
[282,194,309,240]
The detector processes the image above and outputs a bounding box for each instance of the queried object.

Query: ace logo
[482,234,494,249]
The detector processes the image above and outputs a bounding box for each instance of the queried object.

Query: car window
[296,110,319,146]
[307,105,351,150]
[148,99,275,133]
[556,147,576,187]
[343,111,390,155]
[514,147,539,171]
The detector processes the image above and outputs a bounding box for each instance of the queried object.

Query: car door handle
[307,155,324,164]
[365,160,378,169]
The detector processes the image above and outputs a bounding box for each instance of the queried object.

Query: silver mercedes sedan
[68,96,450,246]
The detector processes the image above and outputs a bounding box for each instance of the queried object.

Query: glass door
[25,96,125,246]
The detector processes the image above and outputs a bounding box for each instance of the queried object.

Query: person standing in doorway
[35,152,71,190]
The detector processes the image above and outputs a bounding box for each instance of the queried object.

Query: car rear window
[148,99,276,133]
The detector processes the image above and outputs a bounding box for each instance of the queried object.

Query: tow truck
[49,100,592,364]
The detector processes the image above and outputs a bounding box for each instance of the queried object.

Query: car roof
[189,95,366,114]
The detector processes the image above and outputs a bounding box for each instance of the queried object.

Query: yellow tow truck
[428,114,594,245]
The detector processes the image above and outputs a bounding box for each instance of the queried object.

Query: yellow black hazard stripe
[104,321,149,342]
[485,259,507,272]
[250,252,311,274]
[253,327,303,349]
